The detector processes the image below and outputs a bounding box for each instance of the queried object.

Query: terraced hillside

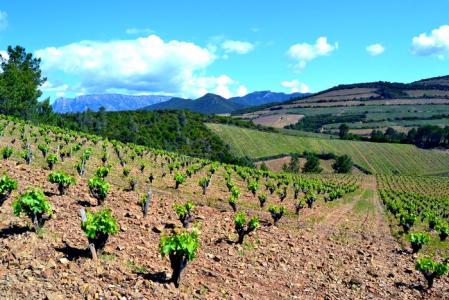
[207,123,449,175]
[235,76,449,135]
[0,116,448,298]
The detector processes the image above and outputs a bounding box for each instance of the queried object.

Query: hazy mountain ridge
[52,94,173,113]
[145,91,309,114]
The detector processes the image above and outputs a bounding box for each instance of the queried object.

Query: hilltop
[234,75,449,136]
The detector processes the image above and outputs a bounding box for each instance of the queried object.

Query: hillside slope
[207,123,449,175]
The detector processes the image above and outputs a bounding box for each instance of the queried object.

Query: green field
[207,123,449,175]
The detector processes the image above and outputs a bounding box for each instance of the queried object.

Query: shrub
[0,174,17,205]
[38,144,49,158]
[159,229,200,287]
[234,211,259,244]
[174,172,185,189]
[48,171,76,195]
[46,154,58,170]
[123,166,130,177]
[198,176,210,195]
[399,213,416,233]
[81,209,119,255]
[12,188,52,231]
[258,193,267,208]
[303,154,322,173]
[95,165,111,179]
[416,257,449,289]
[277,187,287,202]
[129,177,137,191]
[332,155,353,173]
[295,199,306,215]
[248,180,258,197]
[436,222,449,241]
[21,149,32,164]
[305,191,317,209]
[268,205,285,226]
[2,146,13,159]
[228,196,237,212]
[231,186,240,199]
[88,177,110,205]
[408,232,429,253]
[174,202,194,228]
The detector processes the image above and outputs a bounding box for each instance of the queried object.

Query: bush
[174,201,194,228]
[38,144,49,158]
[198,176,210,195]
[399,213,416,233]
[305,191,317,209]
[81,209,118,254]
[12,188,52,231]
[234,211,259,244]
[436,222,449,241]
[95,165,111,179]
[159,229,200,287]
[2,146,13,159]
[408,232,429,253]
[46,153,58,170]
[303,154,322,173]
[268,205,285,226]
[248,180,258,196]
[123,166,130,177]
[416,257,449,289]
[88,177,110,205]
[258,193,267,208]
[228,196,237,212]
[48,171,76,195]
[174,172,185,189]
[332,155,353,173]
[0,174,17,205]
[295,199,306,215]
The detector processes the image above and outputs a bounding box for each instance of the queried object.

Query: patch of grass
[352,190,375,215]
[127,260,148,274]
[100,253,116,261]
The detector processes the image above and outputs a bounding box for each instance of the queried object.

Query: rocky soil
[0,162,448,299]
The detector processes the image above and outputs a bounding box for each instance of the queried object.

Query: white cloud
[0,50,8,60]
[35,34,247,99]
[366,43,385,56]
[125,28,154,35]
[281,80,310,93]
[0,11,7,31]
[412,25,449,58]
[41,81,70,98]
[222,40,255,54]
[287,36,338,70]
[237,85,248,96]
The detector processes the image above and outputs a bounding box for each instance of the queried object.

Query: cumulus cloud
[0,11,7,30]
[281,80,310,93]
[412,25,449,58]
[222,40,255,54]
[35,34,247,98]
[287,37,338,70]
[366,43,385,56]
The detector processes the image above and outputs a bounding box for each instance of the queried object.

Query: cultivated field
[207,123,449,176]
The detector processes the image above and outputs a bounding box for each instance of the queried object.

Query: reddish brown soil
[0,160,447,299]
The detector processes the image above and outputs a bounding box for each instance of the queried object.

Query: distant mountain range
[144,91,309,114]
[52,91,309,114]
[52,94,172,113]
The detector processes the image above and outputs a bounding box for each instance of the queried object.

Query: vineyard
[0,115,448,298]
[207,123,449,176]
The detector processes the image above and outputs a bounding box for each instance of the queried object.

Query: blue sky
[1,0,449,101]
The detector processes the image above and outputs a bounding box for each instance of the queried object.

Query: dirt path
[295,176,449,299]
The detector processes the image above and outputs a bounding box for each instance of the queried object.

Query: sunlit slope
[207,123,449,175]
